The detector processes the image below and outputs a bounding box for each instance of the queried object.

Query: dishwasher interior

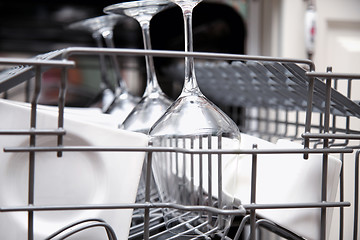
[0,47,359,240]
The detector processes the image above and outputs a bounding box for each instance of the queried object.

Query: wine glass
[104,1,174,234]
[68,15,140,122]
[104,0,173,134]
[149,0,241,237]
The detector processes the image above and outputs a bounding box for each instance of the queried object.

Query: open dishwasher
[0,48,359,240]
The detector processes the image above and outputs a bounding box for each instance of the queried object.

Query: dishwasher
[0,47,359,240]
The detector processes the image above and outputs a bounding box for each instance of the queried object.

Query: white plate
[223,134,342,240]
[0,99,148,239]
[6,100,120,129]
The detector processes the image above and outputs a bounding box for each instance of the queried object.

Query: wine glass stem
[102,30,127,92]
[140,22,162,96]
[182,9,199,95]
[93,33,114,93]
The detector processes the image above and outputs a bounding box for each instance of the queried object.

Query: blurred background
[0,0,359,105]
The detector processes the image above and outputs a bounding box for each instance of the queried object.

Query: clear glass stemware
[104,0,173,134]
[149,0,242,236]
[68,15,140,121]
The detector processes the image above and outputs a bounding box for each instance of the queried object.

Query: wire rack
[0,48,359,240]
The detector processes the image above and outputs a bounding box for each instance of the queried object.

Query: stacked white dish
[0,99,148,239]
[223,134,342,240]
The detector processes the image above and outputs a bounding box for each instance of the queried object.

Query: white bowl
[0,99,148,239]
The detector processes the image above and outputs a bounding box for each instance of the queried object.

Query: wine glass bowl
[149,91,241,237]
[68,15,122,38]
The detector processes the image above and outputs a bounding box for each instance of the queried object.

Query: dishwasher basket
[0,48,359,240]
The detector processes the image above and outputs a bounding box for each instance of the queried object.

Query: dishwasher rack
[0,48,359,240]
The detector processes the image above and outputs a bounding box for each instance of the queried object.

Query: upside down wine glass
[104,0,173,134]
[149,0,241,236]
[103,1,173,231]
[68,15,140,121]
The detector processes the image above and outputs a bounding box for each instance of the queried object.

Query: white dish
[7,100,120,129]
[0,99,148,239]
[223,134,342,240]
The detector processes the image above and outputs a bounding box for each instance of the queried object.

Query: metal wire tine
[319,67,333,240]
[339,153,345,240]
[330,78,352,148]
[61,47,315,68]
[243,108,250,134]
[199,135,204,206]
[313,113,324,149]
[294,110,300,140]
[252,219,305,240]
[233,62,272,109]
[175,137,179,188]
[129,214,165,239]
[328,79,338,146]
[190,136,195,205]
[233,215,251,240]
[144,148,153,240]
[174,136,182,203]
[0,52,72,93]
[165,215,211,240]
[49,222,117,240]
[354,150,360,239]
[250,144,258,240]
[253,62,301,111]
[207,134,213,225]
[3,90,8,99]
[304,70,315,159]
[45,218,112,240]
[27,65,42,240]
[217,134,223,229]
[283,109,289,138]
[130,210,163,231]
[25,76,31,102]
[255,107,261,138]
[0,129,66,136]
[218,216,234,240]
[182,137,187,205]
[190,222,220,240]
[130,223,166,240]
[273,108,279,138]
[167,137,173,200]
[260,107,270,140]
[283,64,325,112]
[252,107,261,138]
[230,106,238,127]
[131,208,162,223]
[279,109,289,139]
[265,108,273,140]
[149,211,195,239]
[242,108,249,133]
[305,72,360,118]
